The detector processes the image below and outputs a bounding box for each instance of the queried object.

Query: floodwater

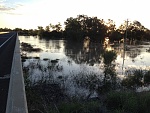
[19,36,150,94]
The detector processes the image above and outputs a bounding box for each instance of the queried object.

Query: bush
[58,101,106,113]
[112,109,125,113]
[106,91,138,113]
[122,69,144,89]
[123,96,138,113]
[102,50,117,65]
[144,70,150,84]
[106,91,127,109]
[138,92,150,113]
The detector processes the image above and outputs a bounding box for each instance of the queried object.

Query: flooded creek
[19,36,150,95]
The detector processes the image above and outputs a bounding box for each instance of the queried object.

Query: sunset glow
[0,0,150,29]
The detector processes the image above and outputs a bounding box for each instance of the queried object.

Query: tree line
[1,14,150,42]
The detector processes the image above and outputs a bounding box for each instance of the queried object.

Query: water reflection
[64,39,103,66]
[19,36,150,76]
[21,38,150,79]
[20,36,150,95]
[83,37,90,52]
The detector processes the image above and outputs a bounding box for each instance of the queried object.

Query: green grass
[106,91,150,113]
[49,100,106,113]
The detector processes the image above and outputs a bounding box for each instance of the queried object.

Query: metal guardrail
[6,33,28,113]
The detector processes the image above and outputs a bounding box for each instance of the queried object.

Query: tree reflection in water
[20,36,150,97]
[64,37,103,66]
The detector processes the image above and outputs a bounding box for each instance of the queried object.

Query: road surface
[0,32,17,113]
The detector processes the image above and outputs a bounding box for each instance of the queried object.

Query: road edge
[6,33,28,113]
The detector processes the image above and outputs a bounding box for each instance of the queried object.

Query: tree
[118,20,128,38]
[54,22,62,32]
[64,17,83,41]
[109,29,122,42]
[37,26,44,36]
[83,16,107,42]
[131,20,146,41]
[105,19,122,42]
[64,15,107,42]
[97,50,117,93]
[106,19,116,37]
[49,23,62,32]
[45,26,50,32]
[118,20,147,43]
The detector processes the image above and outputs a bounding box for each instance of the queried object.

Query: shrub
[106,91,126,109]
[102,50,117,65]
[123,96,138,113]
[144,70,150,84]
[122,69,144,89]
[106,91,138,113]
[58,101,106,113]
[138,92,150,113]
[112,109,125,113]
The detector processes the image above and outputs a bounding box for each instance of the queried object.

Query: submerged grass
[25,78,150,113]
[25,75,107,113]
[23,51,150,113]
[25,72,150,113]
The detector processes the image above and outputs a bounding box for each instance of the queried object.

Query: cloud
[15,3,23,8]
[0,0,6,2]
[0,5,15,11]
[0,5,16,15]
[0,2,23,15]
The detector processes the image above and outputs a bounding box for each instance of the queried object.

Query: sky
[0,0,150,30]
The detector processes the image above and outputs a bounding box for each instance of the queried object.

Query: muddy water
[19,36,150,95]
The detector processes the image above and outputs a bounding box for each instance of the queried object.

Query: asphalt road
[0,32,17,113]
[0,32,16,76]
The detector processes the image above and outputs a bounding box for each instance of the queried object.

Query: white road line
[0,74,10,79]
[0,33,15,48]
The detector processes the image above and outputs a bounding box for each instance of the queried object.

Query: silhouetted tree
[64,15,107,42]
[64,17,83,41]
[106,19,116,37]
[45,26,50,32]
[37,26,44,36]
[118,20,148,43]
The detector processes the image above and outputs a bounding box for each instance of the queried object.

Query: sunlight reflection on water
[19,36,150,77]
[19,36,150,95]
